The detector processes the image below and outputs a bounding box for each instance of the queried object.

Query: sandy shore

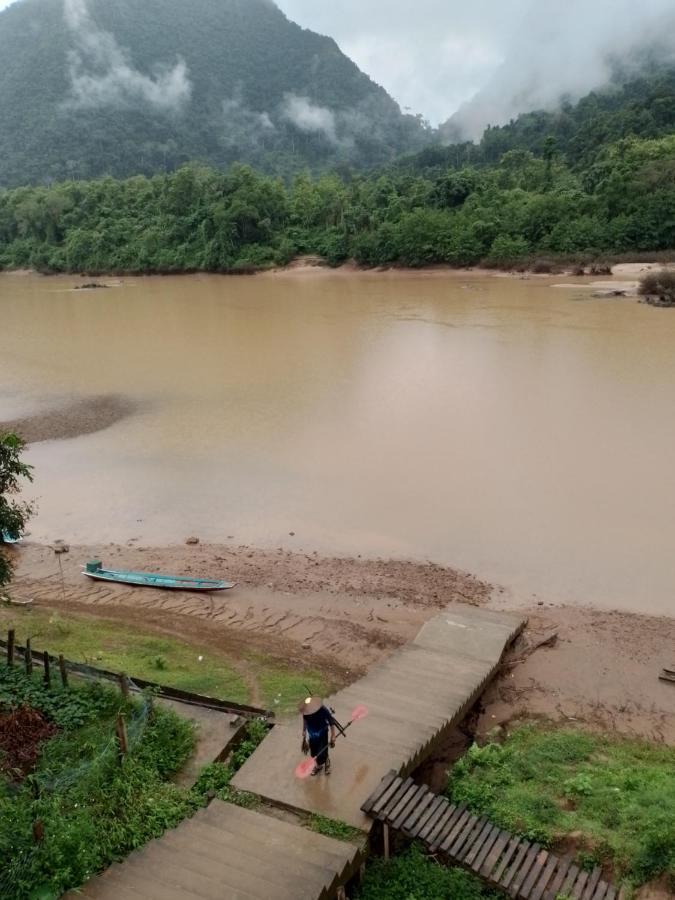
[5,541,673,745]
[0,395,138,443]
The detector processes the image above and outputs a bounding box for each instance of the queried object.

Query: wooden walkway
[67,801,364,900]
[362,773,623,900]
[232,605,526,828]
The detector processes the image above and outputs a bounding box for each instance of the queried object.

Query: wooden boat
[82,561,236,592]
[1,529,21,544]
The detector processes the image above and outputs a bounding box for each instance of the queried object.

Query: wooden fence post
[32,821,44,844]
[119,673,130,699]
[116,714,128,758]
[25,637,33,676]
[383,823,390,861]
[43,651,51,687]
[59,655,68,688]
[7,629,15,667]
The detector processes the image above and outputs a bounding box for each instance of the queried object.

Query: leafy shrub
[357,843,500,900]
[639,269,675,301]
[0,667,196,900]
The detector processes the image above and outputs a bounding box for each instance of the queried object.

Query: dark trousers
[309,731,329,765]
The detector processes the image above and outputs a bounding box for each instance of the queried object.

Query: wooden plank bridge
[232,606,526,829]
[362,773,623,900]
[67,801,365,900]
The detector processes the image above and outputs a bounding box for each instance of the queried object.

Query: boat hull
[83,570,236,592]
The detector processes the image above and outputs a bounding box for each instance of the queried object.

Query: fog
[63,0,192,111]
[277,0,675,135]
[1,0,674,134]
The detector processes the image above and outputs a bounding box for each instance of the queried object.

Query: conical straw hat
[299,696,323,715]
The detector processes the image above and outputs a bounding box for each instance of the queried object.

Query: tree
[0,433,33,588]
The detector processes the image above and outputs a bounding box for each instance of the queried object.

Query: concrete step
[161,818,339,897]
[120,841,295,900]
[81,864,260,900]
[201,801,360,869]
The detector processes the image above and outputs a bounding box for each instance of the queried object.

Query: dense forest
[0,0,429,187]
[1,67,674,273]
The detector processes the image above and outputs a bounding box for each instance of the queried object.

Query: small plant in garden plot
[0,665,196,900]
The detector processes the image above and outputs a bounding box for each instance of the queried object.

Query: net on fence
[0,661,162,900]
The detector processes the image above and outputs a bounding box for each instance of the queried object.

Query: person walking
[300,696,337,776]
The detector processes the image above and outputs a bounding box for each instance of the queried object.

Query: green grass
[0,665,197,900]
[0,607,339,714]
[307,815,364,843]
[0,666,275,900]
[252,656,333,715]
[0,606,249,702]
[447,724,675,890]
[357,843,500,900]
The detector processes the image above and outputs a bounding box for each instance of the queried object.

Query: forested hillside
[0,68,674,273]
[0,0,429,187]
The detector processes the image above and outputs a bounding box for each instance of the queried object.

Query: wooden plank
[403,791,439,838]
[464,820,494,868]
[545,858,573,900]
[373,776,408,818]
[499,840,532,891]
[521,849,549,898]
[508,842,540,896]
[428,804,465,852]
[439,807,475,853]
[416,797,447,841]
[479,830,510,878]
[582,868,602,899]
[361,771,398,814]
[451,815,487,861]
[560,864,581,898]
[391,784,429,831]
[402,790,436,837]
[572,870,589,899]
[379,777,415,821]
[471,824,501,873]
[604,888,616,900]
[591,884,608,900]
[492,836,522,883]
[530,854,559,900]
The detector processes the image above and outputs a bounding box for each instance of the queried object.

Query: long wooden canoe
[82,562,236,592]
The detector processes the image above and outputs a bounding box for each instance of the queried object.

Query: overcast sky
[277,0,675,127]
[2,0,675,129]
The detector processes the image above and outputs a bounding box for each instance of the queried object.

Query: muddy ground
[5,541,673,747]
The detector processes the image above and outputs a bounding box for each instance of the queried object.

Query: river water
[1,270,674,616]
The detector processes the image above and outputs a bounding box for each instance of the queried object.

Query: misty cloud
[278,0,675,133]
[280,94,340,143]
[63,0,191,111]
[221,91,275,148]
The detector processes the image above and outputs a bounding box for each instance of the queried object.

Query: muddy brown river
[1,269,674,616]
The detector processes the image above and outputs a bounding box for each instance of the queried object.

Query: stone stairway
[67,801,364,900]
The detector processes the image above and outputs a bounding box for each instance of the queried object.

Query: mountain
[379,64,675,178]
[0,0,430,187]
[441,64,675,168]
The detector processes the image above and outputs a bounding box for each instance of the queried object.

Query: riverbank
[5,541,673,745]
[2,255,674,282]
